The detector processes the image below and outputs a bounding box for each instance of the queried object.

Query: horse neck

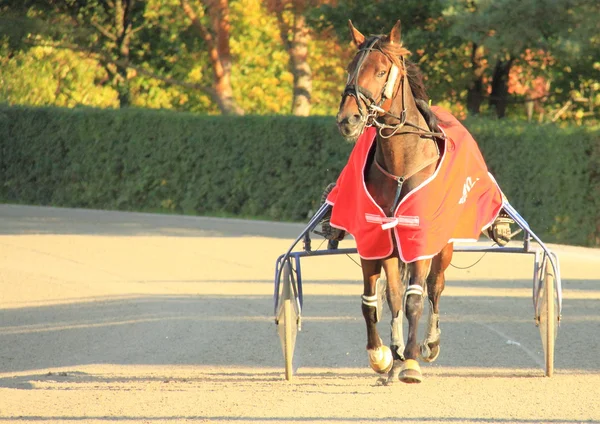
[374,90,438,180]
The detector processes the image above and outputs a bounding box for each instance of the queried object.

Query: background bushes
[465,117,599,246]
[0,105,598,246]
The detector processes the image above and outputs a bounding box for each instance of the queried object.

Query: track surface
[1,204,599,424]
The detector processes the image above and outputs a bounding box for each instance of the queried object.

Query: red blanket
[326,106,503,262]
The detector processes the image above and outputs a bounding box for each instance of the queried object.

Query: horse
[334,20,454,384]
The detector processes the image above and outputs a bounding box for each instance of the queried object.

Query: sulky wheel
[537,257,558,377]
[276,260,300,381]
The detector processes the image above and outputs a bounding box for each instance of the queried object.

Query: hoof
[385,359,404,385]
[368,345,393,374]
[420,342,440,363]
[399,359,423,384]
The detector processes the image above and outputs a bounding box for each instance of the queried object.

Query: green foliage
[1,0,596,121]
[230,0,293,114]
[0,105,349,221]
[309,0,473,116]
[313,0,600,122]
[0,105,598,245]
[0,43,118,108]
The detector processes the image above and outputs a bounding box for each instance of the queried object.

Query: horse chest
[366,165,429,217]
[365,168,405,217]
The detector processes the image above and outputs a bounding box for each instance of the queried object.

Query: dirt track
[1,204,599,424]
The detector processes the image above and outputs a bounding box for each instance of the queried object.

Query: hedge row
[0,106,349,222]
[465,117,599,247]
[0,105,598,246]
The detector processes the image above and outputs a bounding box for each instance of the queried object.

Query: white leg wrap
[390,312,405,360]
[424,298,441,344]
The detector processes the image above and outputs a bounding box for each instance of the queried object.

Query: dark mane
[361,35,442,134]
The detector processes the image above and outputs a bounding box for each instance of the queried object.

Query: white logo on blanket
[459,176,480,204]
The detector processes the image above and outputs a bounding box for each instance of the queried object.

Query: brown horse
[336,21,453,384]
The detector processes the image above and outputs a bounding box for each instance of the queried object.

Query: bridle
[342,36,443,140]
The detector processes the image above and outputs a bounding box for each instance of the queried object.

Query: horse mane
[361,35,442,135]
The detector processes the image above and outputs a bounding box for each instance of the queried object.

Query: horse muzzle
[336,112,365,142]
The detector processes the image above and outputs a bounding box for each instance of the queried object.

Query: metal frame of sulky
[273,200,563,330]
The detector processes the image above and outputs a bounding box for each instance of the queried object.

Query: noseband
[342,36,443,140]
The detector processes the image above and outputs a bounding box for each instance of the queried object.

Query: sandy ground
[0,204,599,424]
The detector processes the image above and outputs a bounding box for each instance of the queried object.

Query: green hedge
[0,105,598,246]
[0,106,349,221]
[465,117,599,247]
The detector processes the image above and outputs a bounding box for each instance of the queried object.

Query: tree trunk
[115,64,130,107]
[270,0,312,116]
[181,0,244,115]
[289,13,311,116]
[466,43,485,115]
[489,56,514,118]
[114,0,134,107]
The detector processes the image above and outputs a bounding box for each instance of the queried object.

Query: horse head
[336,20,410,142]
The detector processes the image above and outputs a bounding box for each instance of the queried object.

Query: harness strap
[405,284,425,300]
[371,63,444,140]
[361,293,378,307]
[375,154,440,214]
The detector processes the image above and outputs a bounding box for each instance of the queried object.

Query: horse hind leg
[420,296,442,362]
[421,244,452,363]
[419,267,443,363]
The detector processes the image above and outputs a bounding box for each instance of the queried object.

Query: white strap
[361,294,378,307]
[405,284,424,297]
[365,213,420,229]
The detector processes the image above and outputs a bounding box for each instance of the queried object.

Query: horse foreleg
[421,243,453,363]
[361,259,393,374]
[384,258,407,360]
[398,259,432,384]
[381,257,407,384]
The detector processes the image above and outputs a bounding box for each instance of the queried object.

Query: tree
[309,0,470,116]
[267,0,314,116]
[0,0,153,108]
[466,42,487,114]
[0,0,245,113]
[85,0,145,107]
[447,0,600,120]
[179,0,244,115]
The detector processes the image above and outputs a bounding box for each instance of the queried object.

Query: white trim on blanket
[392,126,449,216]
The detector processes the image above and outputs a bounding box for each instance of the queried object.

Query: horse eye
[377,71,386,78]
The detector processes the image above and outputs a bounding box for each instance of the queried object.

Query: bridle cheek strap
[343,37,394,123]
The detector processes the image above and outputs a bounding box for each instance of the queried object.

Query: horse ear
[348,20,365,47]
[389,20,402,44]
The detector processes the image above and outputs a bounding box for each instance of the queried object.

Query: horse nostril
[348,114,362,126]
